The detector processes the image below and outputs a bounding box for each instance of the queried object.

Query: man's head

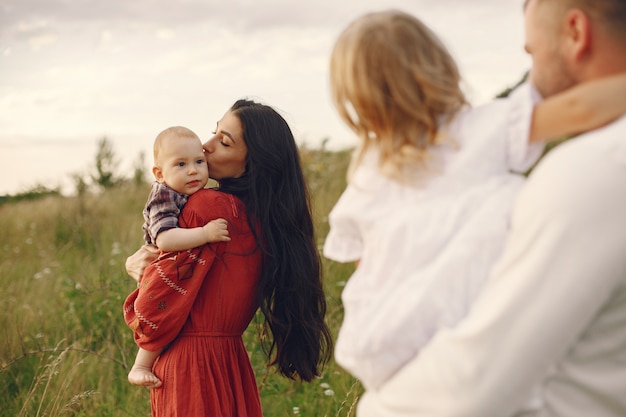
[523,0,626,98]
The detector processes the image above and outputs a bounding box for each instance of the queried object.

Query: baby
[127,126,230,387]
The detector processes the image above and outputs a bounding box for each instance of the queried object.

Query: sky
[0,0,530,195]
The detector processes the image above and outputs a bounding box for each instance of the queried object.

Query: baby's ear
[152,166,165,183]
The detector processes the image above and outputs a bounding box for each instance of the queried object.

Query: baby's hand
[202,218,231,243]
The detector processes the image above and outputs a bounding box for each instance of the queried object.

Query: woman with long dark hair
[124,99,332,416]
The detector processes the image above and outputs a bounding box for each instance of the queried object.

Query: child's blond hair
[330,10,467,183]
[153,126,201,166]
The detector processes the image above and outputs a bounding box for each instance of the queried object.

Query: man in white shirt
[357,1,626,416]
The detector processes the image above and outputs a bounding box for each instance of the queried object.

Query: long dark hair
[219,99,332,381]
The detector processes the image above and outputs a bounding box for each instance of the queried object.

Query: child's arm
[156,218,230,252]
[530,73,626,142]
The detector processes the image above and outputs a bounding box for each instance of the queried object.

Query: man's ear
[152,166,165,183]
[564,9,592,61]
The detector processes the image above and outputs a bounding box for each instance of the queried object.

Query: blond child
[128,126,230,388]
[323,9,626,399]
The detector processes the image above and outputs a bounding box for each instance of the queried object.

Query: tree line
[0,137,147,204]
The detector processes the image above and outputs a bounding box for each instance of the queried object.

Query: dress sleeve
[124,190,229,352]
[324,151,384,263]
[506,82,546,173]
[323,186,364,263]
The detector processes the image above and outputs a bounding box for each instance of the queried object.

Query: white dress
[355,118,626,417]
[323,82,544,390]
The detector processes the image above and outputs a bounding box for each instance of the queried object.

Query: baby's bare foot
[128,365,162,388]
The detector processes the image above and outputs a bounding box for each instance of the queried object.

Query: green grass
[0,148,361,417]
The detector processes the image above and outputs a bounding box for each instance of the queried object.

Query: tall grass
[0,148,361,416]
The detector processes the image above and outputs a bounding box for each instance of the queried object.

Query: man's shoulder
[537,115,626,175]
[520,115,626,220]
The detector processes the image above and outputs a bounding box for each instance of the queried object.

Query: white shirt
[323,83,544,390]
[357,115,626,416]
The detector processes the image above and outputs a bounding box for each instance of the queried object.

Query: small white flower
[111,242,121,256]
[33,267,52,280]
[320,382,330,389]
[293,406,300,415]
[324,389,335,396]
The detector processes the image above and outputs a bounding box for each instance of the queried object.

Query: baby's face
[154,135,209,195]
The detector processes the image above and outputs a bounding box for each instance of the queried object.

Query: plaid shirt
[142,182,189,245]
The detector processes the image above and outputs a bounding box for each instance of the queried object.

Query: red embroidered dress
[124,189,263,417]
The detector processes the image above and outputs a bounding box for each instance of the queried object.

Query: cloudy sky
[0,0,530,195]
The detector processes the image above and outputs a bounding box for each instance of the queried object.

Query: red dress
[124,189,263,417]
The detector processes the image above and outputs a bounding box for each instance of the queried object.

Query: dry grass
[0,148,361,417]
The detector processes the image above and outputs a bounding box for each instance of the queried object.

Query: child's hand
[202,218,231,243]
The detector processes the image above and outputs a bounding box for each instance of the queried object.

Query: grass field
[0,147,362,417]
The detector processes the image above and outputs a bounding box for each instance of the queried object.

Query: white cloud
[17,19,50,32]
[100,29,113,44]
[156,28,175,40]
[28,33,58,51]
[0,0,530,195]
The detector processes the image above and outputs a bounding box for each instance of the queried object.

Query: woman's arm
[530,73,626,142]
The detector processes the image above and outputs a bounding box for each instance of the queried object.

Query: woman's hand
[125,245,160,283]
